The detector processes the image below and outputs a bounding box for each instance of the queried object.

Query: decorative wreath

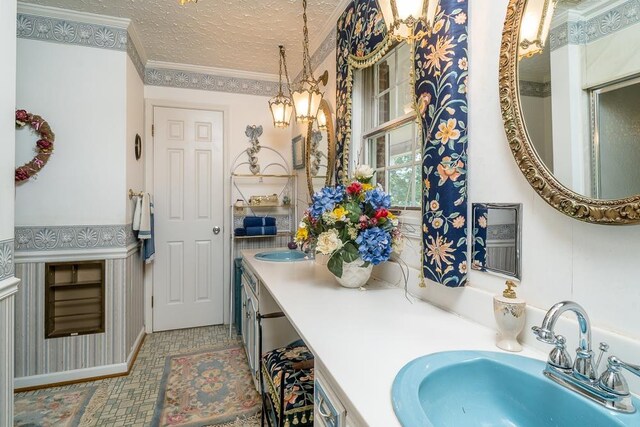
[15,109,55,183]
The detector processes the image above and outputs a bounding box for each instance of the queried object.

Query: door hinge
[151,296,154,308]
[151,124,155,137]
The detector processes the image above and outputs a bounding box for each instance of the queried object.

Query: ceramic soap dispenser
[493,280,526,352]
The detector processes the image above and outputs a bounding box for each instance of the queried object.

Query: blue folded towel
[246,226,277,236]
[243,216,276,228]
[234,228,247,237]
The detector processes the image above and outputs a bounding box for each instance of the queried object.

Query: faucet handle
[599,355,635,396]
[595,342,609,373]
[548,335,572,370]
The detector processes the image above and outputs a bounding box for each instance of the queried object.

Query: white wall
[0,1,17,241]
[126,58,145,220]
[15,40,127,226]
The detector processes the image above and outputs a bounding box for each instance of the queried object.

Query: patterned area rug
[14,386,98,427]
[153,346,261,427]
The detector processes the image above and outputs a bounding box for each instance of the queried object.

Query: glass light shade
[268,93,293,128]
[316,108,327,130]
[379,0,438,40]
[292,80,323,123]
[519,0,557,58]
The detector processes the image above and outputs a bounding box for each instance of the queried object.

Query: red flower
[346,181,363,195]
[374,208,389,219]
[15,168,30,182]
[15,110,29,122]
[36,139,52,150]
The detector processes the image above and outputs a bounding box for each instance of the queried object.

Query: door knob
[213,226,221,234]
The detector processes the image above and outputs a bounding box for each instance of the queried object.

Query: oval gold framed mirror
[500,0,640,224]
[305,99,336,197]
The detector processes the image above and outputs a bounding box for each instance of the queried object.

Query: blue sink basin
[254,250,308,262]
[392,351,640,427]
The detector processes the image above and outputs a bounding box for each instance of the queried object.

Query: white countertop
[242,249,544,426]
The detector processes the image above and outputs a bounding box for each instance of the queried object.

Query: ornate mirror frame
[305,99,336,197]
[500,0,640,224]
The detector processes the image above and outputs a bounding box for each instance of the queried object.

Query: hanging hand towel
[144,198,155,264]
[138,193,152,240]
[132,195,143,233]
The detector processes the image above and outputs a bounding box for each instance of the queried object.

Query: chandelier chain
[301,0,316,82]
[281,47,293,96]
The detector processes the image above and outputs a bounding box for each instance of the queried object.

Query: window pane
[413,165,422,207]
[389,167,413,207]
[389,122,415,166]
[375,168,386,190]
[397,79,413,117]
[377,60,390,94]
[377,91,390,125]
[397,43,410,84]
[368,135,386,171]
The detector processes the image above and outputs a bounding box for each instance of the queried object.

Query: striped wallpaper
[0,293,15,425]
[14,247,144,379]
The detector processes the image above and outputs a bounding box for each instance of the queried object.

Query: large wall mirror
[305,99,336,197]
[500,0,640,224]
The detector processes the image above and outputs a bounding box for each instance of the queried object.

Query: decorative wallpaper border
[550,0,640,50]
[0,239,15,281]
[519,80,551,97]
[144,67,279,97]
[15,224,137,252]
[16,13,127,51]
[127,33,145,80]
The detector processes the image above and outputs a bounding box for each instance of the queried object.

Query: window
[358,43,420,208]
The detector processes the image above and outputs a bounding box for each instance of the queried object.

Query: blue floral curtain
[418,0,469,287]
[335,0,468,287]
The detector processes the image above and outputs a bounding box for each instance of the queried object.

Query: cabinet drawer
[314,373,346,427]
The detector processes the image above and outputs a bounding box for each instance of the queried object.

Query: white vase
[332,258,373,288]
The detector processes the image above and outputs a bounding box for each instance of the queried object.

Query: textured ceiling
[21,0,344,76]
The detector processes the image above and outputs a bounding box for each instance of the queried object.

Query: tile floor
[15,326,259,427]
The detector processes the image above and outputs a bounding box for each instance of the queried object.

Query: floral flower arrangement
[296,165,404,278]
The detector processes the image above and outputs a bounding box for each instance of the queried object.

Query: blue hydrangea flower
[364,188,391,210]
[310,186,345,219]
[355,227,392,265]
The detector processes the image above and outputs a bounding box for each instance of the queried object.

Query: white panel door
[153,106,224,331]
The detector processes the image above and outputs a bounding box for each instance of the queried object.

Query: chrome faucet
[533,301,640,413]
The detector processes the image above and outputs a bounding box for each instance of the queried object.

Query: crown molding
[127,22,147,64]
[145,60,280,82]
[17,2,130,29]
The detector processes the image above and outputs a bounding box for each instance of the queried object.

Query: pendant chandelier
[268,46,294,128]
[379,0,439,41]
[179,0,197,5]
[291,0,327,124]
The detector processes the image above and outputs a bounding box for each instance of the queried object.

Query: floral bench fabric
[262,344,315,427]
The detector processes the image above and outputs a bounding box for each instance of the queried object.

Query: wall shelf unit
[229,145,297,336]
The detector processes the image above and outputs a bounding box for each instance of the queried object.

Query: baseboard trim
[14,332,146,392]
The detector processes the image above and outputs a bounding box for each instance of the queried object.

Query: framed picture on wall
[292,135,305,170]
